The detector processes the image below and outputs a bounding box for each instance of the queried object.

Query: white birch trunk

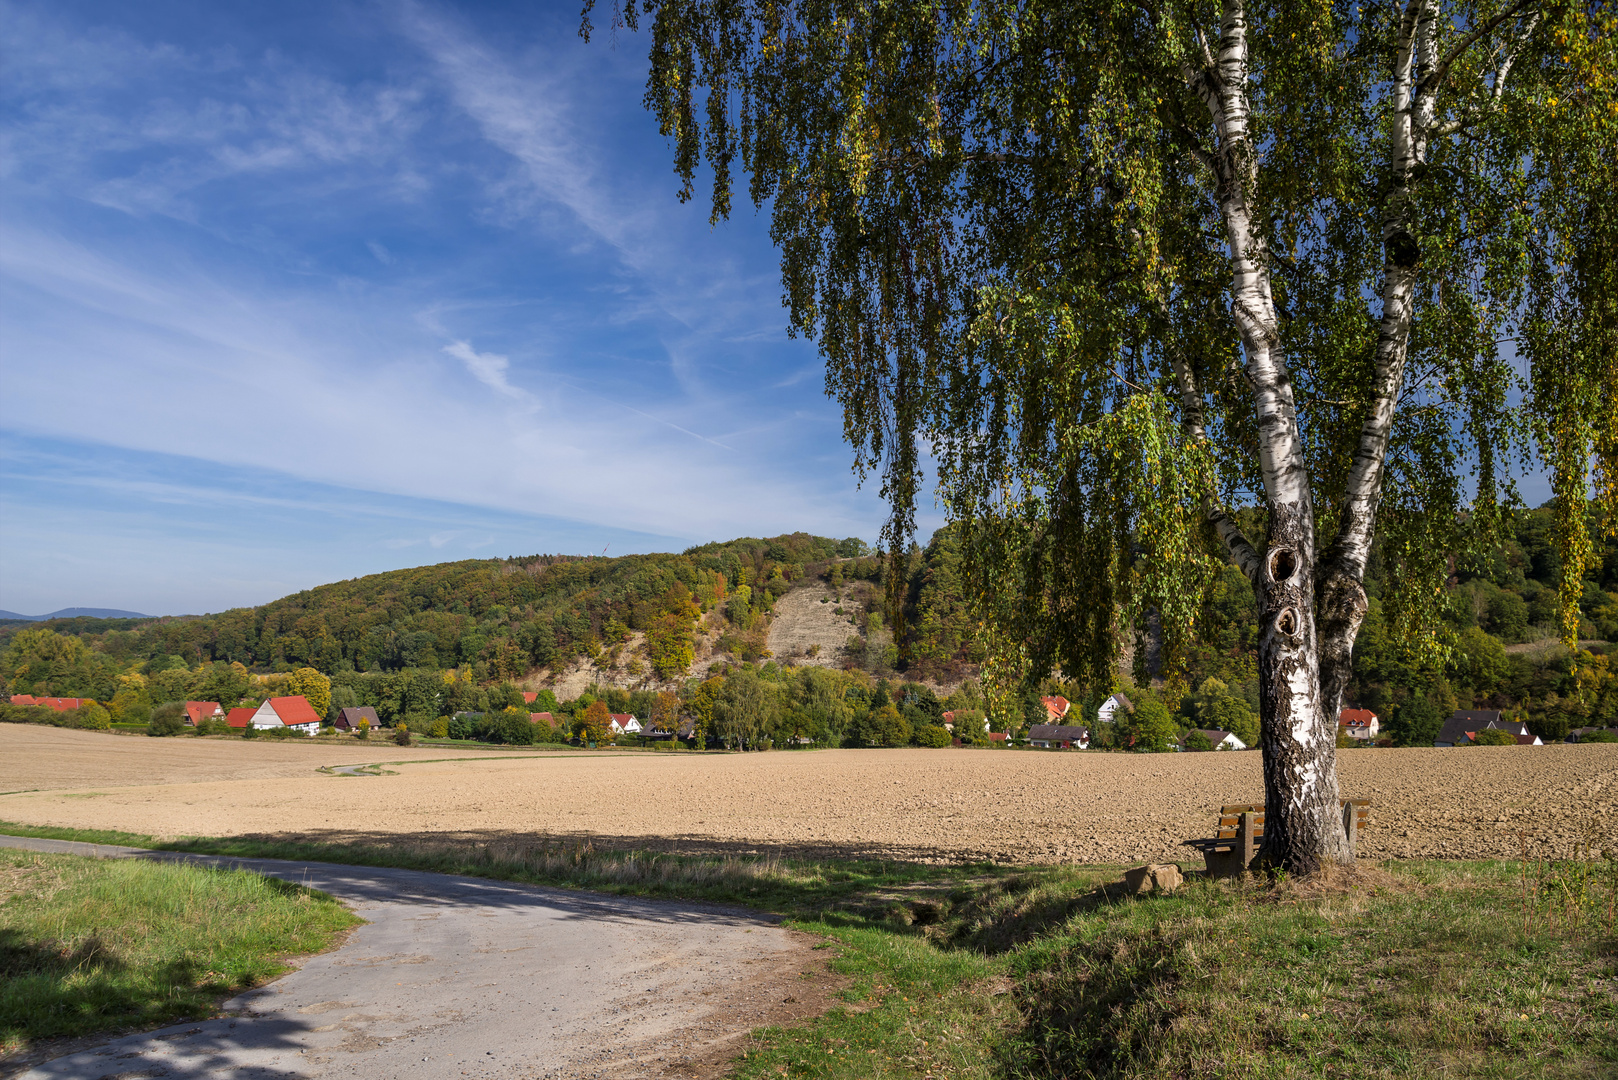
[1186,0,1350,873]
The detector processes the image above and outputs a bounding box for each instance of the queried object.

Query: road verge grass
[0,848,359,1057]
[1,822,1613,1077]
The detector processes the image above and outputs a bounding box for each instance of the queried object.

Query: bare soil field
[2,723,1614,865]
[0,724,514,792]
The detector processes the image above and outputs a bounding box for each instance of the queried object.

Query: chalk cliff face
[766,583,869,670]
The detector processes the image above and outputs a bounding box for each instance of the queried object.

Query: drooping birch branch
[1168,350,1263,582]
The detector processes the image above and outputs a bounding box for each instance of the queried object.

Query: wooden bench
[1185,800,1370,876]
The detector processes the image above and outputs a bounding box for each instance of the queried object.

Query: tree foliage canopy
[590,0,1615,869]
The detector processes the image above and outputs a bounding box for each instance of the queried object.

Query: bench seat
[1186,800,1370,876]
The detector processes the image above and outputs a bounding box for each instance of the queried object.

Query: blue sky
[0,0,899,616]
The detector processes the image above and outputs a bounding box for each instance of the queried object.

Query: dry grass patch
[0,850,359,1058]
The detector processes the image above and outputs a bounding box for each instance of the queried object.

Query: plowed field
[3,723,1614,865]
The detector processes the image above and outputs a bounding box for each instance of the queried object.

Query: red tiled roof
[266,696,322,727]
[530,712,557,726]
[184,701,223,725]
[36,697,85,712]
[609,713,635,723]
[522,691,538,703]
[1041,695,1070,720]
[1339,707,1378,727]
[9,694,39,706]
[226,708,255,728]
[988,731,1009,741]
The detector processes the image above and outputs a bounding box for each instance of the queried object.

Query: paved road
[1,836,815,1079]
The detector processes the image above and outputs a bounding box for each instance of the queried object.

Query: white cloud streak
[443,339,531,402]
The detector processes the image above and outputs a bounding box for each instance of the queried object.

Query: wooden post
[1239,812,1257,871]
[1342,801,1358,856]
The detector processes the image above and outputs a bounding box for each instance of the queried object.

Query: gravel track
[3,724,1614,864]
[0,835,830,1080]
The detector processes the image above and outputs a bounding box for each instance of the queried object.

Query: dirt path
[0,836,838,1080]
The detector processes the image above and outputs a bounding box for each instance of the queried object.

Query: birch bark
[1185,0,1350,872]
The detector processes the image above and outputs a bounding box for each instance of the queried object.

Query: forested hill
[0,533,869,682]
[1,507,1613,740]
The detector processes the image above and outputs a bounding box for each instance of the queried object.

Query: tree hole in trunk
[1275,607,1299,638]
[1268,547,1297,583]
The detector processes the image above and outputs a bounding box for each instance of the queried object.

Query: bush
[147,702,186,737]
[394,724,412,746]
[428,717,450,739]
[0,702,110,731]
[1182,729,1215,752]
[355,719,370,740]
[1581,729,1618,743]
[1470,727,1516,746]
[913,723,951,748]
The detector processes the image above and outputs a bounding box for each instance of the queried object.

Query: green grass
[1,822,1613,1077]
[0,849,360,1054]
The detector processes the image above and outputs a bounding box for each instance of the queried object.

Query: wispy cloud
[0,1,891,615]
[444,340,531,402]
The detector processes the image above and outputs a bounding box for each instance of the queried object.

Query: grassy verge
[0,848,359,1055]
[1,822,1612,1077]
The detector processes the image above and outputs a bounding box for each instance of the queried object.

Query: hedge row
[0,702,112,730]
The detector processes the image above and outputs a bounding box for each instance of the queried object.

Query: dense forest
[2,508,1613,746]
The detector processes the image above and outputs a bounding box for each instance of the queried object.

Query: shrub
[147,702,186,737]
[394,723,412,746]
[355,718,370,740]
[1581,730,1618,743]
[1470,727,1516,746]
[1182,729,1215,752]
[913,723,951,748]
[0,702,111,731]
[428,717,449,739]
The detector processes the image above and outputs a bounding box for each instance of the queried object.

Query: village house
[1339,707,1380,741]
[607,713,641,736]
[1568,726,1618,742]
[225,707,256,729]
[1180,728,1248,751]
[529,711,557,728]
[1040,695,1072,722]
[10,695,87,711]
[1433,710,1542,746]
[249,695,322,735]
[1096,692,1133,724]
[335,706,378,731]
[1027,723,1090,749]
[184,701,224,726]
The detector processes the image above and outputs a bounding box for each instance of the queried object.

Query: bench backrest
[1215,799,1369,839]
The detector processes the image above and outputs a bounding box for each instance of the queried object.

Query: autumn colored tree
[646,615,695,680]
[578,699,611,744]
[650,690,681,735]
[593,0,1616,873]
[288,667,332,718]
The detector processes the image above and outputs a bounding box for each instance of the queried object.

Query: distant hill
[0,607,150,622]
[0,534,872,678]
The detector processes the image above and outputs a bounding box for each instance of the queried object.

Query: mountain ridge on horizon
[0,607,153,622]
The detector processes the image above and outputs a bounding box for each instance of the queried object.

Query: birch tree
[584,0,1616,873]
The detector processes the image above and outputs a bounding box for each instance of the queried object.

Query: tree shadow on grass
[0,926,238,1055]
